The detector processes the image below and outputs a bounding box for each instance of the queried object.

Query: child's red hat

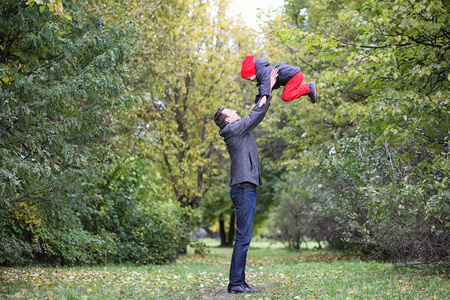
[241,55,256,78]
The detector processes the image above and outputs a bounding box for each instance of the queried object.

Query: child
[240,55,318,105]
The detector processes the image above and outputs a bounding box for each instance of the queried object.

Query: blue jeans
[229,184,257,286]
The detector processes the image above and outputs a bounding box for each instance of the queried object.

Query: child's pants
[281,71,310,101]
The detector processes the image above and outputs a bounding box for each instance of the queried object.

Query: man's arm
[229,69,279,135]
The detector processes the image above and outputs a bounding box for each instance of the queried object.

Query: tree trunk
[179,213,190,255]
[219,214,227,247]
[226,211,236,247]
[219,212,236,247]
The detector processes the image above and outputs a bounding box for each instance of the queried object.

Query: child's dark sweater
[254,59,300,103]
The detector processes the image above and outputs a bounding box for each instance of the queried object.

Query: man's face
[223,108,241,124]
[244,75,257,82]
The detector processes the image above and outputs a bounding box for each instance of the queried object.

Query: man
[213,68,278,294]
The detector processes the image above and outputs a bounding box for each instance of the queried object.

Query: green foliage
[270,0,450,271]
[110,0,263,249]
[0,199,110,266]
[4,0,448,271]
[267,163,349,251]
[93,157,184,264]
[0,0,136,205]
[322,128,450,267]
[0,0,137,265]
[189,239,209,257]
[0,210,34,266]
[142,0,253,209]
[325,0,449,270]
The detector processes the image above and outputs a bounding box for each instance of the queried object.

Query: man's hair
[214,105,227,129]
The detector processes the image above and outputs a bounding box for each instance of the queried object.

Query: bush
[92,157,185,265]
[268,172,351,251]
[0,202,110,266]
[322,128,450,269]
[111,201,184,265]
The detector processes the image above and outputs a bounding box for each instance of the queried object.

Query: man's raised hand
[258,96,267,107]
[270,68,279,92]
[259,68,279,107]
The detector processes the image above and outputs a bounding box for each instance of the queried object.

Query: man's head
[241,55,256,81]
[214,106,241,129]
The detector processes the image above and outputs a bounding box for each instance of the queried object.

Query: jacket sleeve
[228,95,272,136]
[257,67,273,100]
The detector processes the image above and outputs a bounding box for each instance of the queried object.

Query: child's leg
[281,71,310,102]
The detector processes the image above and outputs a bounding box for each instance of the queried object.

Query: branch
[162,143,179,198]
[305,25,387,49]
[10,177,76,204]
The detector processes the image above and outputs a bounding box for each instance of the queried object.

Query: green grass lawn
[1,238,448,299]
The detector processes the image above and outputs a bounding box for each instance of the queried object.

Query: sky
[227,0,286,31]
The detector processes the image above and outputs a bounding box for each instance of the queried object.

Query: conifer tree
[0,0,136,265]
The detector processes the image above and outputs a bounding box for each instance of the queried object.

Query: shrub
[322,128,450,270]
[92,158,185,265]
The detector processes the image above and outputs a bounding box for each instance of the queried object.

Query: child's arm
[258,67,274,101]
[257,68,278,107]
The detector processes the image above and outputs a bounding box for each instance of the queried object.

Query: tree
[0,0,136,265]
[252,0,347,249]
[82,0,263,251]
[131,0,260,251]
[73,0,192,263]
[271,0,450,270]
[326,0,449,269]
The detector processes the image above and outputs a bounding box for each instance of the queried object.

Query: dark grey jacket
[219,96,272,187]
[254,58,300,103]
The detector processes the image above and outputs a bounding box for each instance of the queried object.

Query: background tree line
[263,0,449,271]
[0,0,256,265]
[1,0,448,272]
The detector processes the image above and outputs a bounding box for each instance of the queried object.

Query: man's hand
[258,96,267,107]
[258,68,279,107]
[270,68,279,92]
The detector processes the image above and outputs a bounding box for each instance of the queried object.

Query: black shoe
[243,282,259,293]
[227,283,258,293]
[308,82,318,104]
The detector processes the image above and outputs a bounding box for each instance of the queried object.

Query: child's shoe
[308,82,318,104]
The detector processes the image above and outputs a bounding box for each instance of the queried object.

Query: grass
[1,238,449,299]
